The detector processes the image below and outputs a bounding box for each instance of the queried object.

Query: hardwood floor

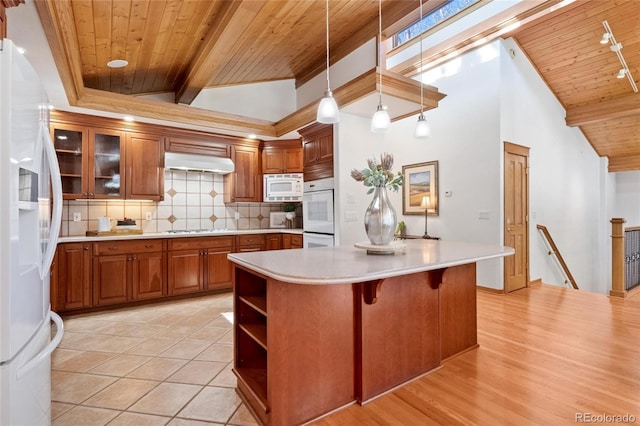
[314,285,640,425]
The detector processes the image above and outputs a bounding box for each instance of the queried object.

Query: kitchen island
[227,239,514,425]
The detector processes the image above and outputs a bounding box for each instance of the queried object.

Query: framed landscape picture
[402,161,439,215]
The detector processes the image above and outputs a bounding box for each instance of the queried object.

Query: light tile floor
[51,293,258,426]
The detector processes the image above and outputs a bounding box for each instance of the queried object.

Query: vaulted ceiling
[14,0,640,170]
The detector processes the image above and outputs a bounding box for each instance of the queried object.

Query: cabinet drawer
[169,236,235,251]
[290,234,303,247]
[93,239,166,255]
[237,234,265,247]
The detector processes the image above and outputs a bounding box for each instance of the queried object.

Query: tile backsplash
[60,171,302,237]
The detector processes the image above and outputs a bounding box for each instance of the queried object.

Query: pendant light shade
[317,90,339,123]
[414,113,431,139]
[371,104,391,133]
[371,0,389,133]
[317,0,339,124]
[414,0,430,139]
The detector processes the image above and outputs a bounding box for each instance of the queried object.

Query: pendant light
[317,0,339,123]
[414,0,431,139]
[371,0,390,133]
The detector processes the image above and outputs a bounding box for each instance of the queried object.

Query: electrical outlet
[145,212,152,221]
[235,212,240,220]
[73,212,81,222]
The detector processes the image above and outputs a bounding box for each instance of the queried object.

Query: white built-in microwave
[263,173,303,202]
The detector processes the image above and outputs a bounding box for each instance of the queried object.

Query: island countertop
[227,239,514,285]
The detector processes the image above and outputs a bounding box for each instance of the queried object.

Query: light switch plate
[73,212,81,222]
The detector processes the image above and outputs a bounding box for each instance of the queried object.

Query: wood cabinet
[125,133,165,201]
[262,139,303,174]
[168,236,235,295]
[54,243,92,311]
[224,144,261,202]
[264,234,281,250]
[51,112,164,200]
[282,234,303,249]
[299,122,333,181]
[236,234,265,252]
[165,135,230,157]
[92,240,166,306]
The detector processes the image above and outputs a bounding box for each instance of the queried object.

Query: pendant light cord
[419,0,424,114]
[378,0,383,105]
[325,0,331,91]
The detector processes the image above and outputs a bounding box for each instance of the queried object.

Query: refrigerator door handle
[16,312,64,379]
[40,123,63,279]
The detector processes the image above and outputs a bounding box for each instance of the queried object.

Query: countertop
[227,239,514,285]
[58,228,303,243]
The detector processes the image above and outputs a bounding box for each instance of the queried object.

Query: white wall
[613,172,640,225]
[335,40,503,289]
[499,38,607,293]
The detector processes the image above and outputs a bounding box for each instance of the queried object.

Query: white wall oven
[303,177,335,247]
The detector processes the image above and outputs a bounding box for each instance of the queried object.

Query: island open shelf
[228,239,514,425]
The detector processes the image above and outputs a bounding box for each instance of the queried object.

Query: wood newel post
[610,218,626,298]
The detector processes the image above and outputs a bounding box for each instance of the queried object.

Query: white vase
[364,186,397,245]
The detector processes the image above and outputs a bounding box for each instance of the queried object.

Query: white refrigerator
[0,39,64,425]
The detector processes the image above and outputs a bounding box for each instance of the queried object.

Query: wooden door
[504,142,529,293]
[204,248,234,290]
[168,249,204,295]
[262,149,286,173]
[131,252,165,300]
[284,148,303,172]
[93,255,129,305]
[90,128,125,199]
[265,234,281,250]
[126,133,164,200]
[52,124,89,199]
[56,243,91,310]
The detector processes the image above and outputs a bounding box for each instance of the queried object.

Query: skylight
[393,0,479,47]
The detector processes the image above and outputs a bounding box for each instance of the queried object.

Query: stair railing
[536,225,579,290]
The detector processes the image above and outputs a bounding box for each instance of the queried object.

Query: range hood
[164,152,235,174]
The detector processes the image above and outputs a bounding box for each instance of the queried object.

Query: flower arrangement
[351,153,404,194]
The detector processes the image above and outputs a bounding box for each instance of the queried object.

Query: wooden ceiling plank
[566,93,640,127]
[174,0,266,104]
[141,0,185,93]
[121,0,150,95]
[110,0,131,94]
[91,0,112,91]
[71,0,97,89]
[129,0,166,94]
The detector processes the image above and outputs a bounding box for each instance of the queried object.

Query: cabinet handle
[108,247,118,251]
[144,244,153,248]
[83,245,89,250]
[89,192,94,197]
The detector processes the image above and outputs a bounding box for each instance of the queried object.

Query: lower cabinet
[282,234,303,249]
[168,236,235,295]
[237,234,265,252]
[92,239,166,307]
[54,242,92,311]
[265,234,281,250]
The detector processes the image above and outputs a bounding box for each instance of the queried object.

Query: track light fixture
[601,20,637,92]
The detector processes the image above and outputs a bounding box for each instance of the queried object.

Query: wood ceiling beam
[608,155,640,173]
[566,93,640,127]
[34,0,85,105]
[2,0,24,7]
[174,0,266,105]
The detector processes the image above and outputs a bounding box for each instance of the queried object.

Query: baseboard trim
[477,285,504,294]
[529,278,542,287]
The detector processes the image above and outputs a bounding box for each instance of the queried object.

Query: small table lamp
[421,195,437,240]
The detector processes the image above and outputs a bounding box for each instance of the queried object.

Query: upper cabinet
[51,112,164,200]
[125,133,165,201]
[224,144,261,203]
[262,139,303,174]
[299,122,333,182]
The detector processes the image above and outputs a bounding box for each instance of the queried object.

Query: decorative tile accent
[256,214,264,221]
[209,214,217,223]
[209,189,218,198]
[167,188,177,197]
[168,215,177,224]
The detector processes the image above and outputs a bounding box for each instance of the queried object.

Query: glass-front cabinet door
[90,129,124,198]
[52,124,88,199]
